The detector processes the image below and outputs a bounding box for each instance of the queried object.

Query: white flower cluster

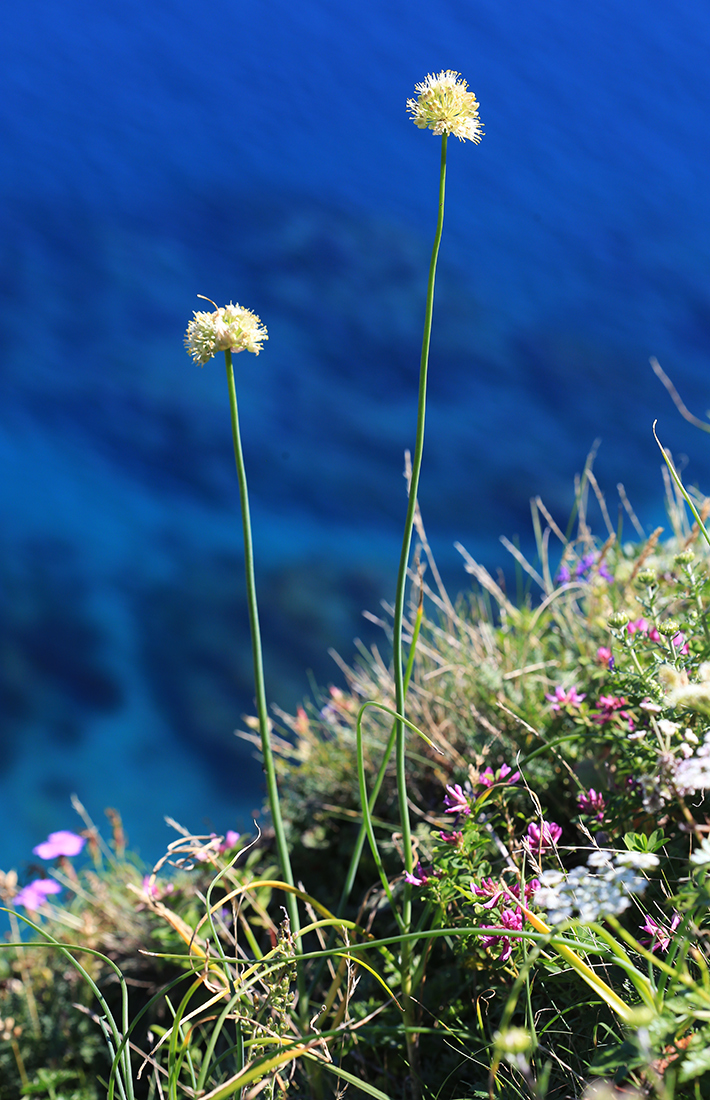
[185,300,268,364]
[534,848,658,926]
[407,71,484,143]
[673,734,710,795]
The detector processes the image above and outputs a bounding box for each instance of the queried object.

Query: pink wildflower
[577,789,606,821]
[480,907,524,962]
[509,878,540,902]
[142,876,175,901]
[33,831,86,860]
[220,830,241,852]
[596,646,613,667]
[13,879,62,910]
[439,830,463,845]
[525,820,562,853]
[404,861,438,887]
[472,877,505,909]
[545,686,586,712]
[443,783,471,816]
[627,619,688,651]
[627,619,661,643]
[640,912,681,953]
[593,695,635,731]
[196,831,242,861]
[478,763,521,789]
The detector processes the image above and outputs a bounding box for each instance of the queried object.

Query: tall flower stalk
[184,300,299,942]
[393,71,483,1088]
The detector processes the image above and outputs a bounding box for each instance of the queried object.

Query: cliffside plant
[5,66,710,1100]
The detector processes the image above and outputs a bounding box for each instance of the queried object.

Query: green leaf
[623,830,668,854]
[588,1039,647,1078]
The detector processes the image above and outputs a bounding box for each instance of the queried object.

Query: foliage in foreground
[4,468,710,1100]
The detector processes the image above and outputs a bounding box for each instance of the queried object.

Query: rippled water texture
[1,0,709,867]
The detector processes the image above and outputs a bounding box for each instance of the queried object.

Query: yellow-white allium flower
[407,70,483,143]
[184,298,268,365]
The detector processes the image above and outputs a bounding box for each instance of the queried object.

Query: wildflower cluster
[535,848,657,925]
[9,830,86,912]
[556,551,613,585]
[473,878,540,962]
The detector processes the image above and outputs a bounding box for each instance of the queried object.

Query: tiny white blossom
[616,851,660,871]
[587,849,614,869]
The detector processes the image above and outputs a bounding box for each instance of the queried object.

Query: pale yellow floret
[407,70,484,143]
[184,299,268,365]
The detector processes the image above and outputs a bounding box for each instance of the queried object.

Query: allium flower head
[407,71,483,143]
[185,297,268,365]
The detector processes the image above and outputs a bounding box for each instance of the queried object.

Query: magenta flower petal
[525,820,562,852]
[33,830,86,859]
[443,783,471,815]
[14,879,62,910]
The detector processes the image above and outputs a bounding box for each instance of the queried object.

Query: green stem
[393,134,447,874]
[224,351,298,943]
[391,131,447,1099]
[338,598,424,916]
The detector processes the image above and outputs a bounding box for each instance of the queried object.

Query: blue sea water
[1,0,710,873]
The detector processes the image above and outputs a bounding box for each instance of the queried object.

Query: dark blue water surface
[2,0,710,871]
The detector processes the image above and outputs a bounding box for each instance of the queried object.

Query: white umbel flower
[534,848,655,926]
[185,298,268,365]
[407,71,484,143]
